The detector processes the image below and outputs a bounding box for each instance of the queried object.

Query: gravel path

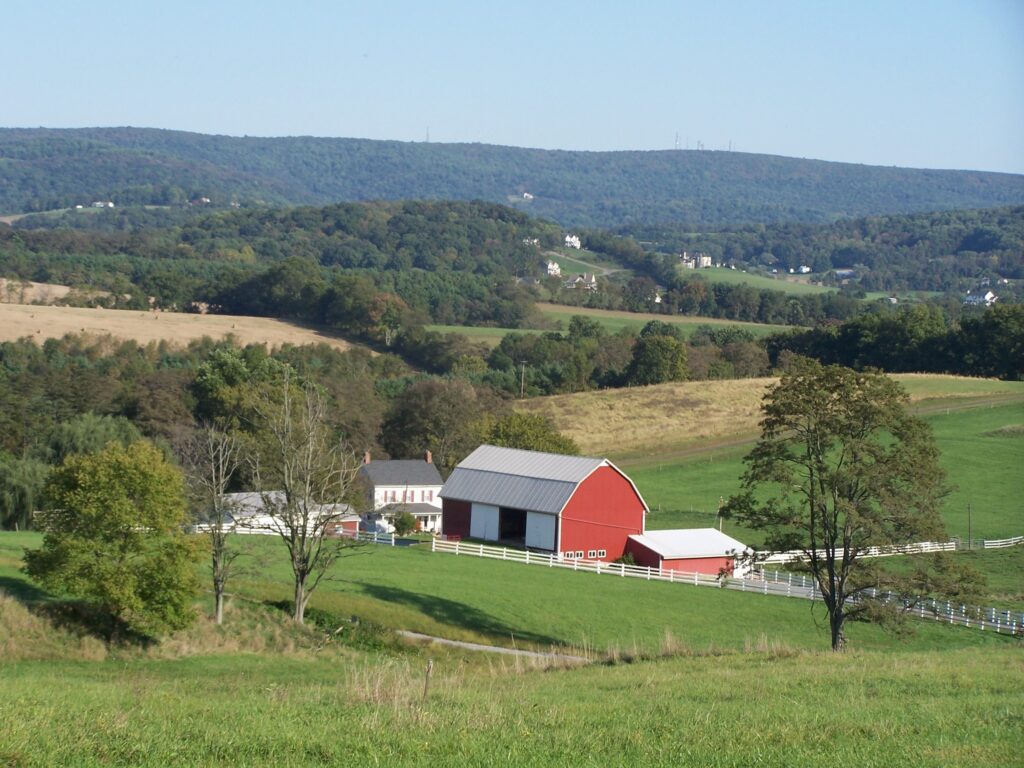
[397,630,589,663]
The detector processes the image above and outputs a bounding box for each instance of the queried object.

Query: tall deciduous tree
[724,360,949,651]
[250,372,361,624]
[179,426,243,625]
[23,441,200,639]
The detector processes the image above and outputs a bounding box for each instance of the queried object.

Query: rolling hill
[3,127,1024,228]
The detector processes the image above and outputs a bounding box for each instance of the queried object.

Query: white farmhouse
[564,234,582,249]
[546,260,562,277]
[359,451,444,533]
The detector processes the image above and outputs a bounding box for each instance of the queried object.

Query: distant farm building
[626,529,750,576]
[679,251,712,269]
[564,234,582,249]
[360,451,444,533]
[546,260,562,277]
[216,491,359,536]
[440,445,647,561]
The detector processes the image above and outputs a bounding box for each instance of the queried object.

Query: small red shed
[626,529,750,576]
[441,445,647,562]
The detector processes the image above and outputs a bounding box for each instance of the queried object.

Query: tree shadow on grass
[354,582,563,647]
[0,576,152,648]
[0,575,49,603]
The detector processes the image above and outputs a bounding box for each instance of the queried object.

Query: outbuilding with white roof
[626,528,751,576]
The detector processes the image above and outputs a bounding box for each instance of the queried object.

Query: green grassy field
[631,402,1024,543]
[536,303,791,337]
[547,248,622,275]
[1,644,1019,767]
[682,267,834,295]
[1,531,1012,657]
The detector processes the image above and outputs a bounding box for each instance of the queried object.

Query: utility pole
[967,503,972,550]
[519,361,527,399]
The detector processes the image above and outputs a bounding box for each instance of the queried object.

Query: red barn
[441,445,647,562]
[625,529,750,576]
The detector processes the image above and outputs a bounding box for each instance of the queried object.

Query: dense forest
[3,127,1024,228]
[624,206,1024,293]
[0,200,872,329]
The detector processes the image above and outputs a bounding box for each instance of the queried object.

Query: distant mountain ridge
[3,127,1024,228]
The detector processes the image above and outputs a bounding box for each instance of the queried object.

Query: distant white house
[563,273,598,291]
[679,251,711,269]
[798,265,812,274]
[546,260,562,277]
[964,290,998,307]
[522,192,534,201]
[359,451,444,532]
[91,201,115,208]
[564,234,582,249]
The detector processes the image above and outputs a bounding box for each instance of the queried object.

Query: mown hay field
[519,374,1024,459]
[0,303,359,352]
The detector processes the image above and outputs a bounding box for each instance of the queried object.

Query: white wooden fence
[759,540,956,565]
[430,538,1024,636]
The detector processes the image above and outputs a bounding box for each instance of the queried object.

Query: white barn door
[470,503,499,541]
[525,511,556,550]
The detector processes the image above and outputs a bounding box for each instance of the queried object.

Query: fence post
[391,533,395,546]
[431,537,436,553]
[455,540,460,556]
[525,549,529,564]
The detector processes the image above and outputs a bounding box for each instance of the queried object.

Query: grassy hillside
[681,266,834,294]
[0,303,361,352]
[0,532,1010,657]
[536,304,791,337]
[4,127,1024,228]
[1,645,1019,767]
[2,519,1019,765]
[520,374,1024,458]
[635,401,1024,543]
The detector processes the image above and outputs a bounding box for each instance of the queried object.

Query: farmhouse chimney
[363,451,371,465]
[425,450,433,464]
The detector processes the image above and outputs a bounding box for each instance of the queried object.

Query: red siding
[662,556,734,576]
[625,538,733,575]
[559,466,645,561]
[442,498,471,539]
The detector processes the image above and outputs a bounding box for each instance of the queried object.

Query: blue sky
[4,0,1023,173]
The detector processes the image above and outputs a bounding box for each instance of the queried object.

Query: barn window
[564,551,574,560]
[598,549,606,558]
[587,549,597,558]
[576,551,584,559]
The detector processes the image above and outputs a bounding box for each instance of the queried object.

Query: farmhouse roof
[628,528,749,559]
[441,444,640,516]
[360,459,443,487]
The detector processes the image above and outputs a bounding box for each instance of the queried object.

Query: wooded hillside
[3,127,1023,228]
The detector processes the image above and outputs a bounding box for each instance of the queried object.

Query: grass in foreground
[0,644,1019,767]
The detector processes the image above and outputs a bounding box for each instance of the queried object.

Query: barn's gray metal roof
[440,445,608,515]
[360,459,443,487]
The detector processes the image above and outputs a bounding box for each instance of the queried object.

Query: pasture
[536,303,792,337]
[0,303,360,352]
[680,266,834,295]
[632,401,1024,543]
[0,644,1019,767]
[521,374,1024,458]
